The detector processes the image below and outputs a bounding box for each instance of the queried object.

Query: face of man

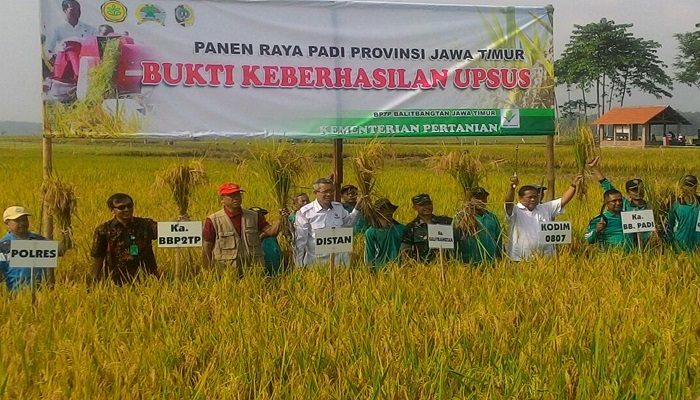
[315,183,334,207]
[413,201,433,218]
[605,193,623,213]
[294,194,310,210]
[627,187,644,201]
[341,188,358,204]
[64,1,81,25]
[519,190,540,211]
[221,192,242,211]
[472,195,488,212]
[5,215,30,238]
[111,198,134,222]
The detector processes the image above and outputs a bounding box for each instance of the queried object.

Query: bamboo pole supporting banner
[546,135,555,201]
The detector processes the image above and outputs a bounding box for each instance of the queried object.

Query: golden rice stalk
[641,181,674,249]
[351,140,386,229]
[85,38,120,105]
[155,160,208,216]
[573,121,598,198]
[44,177,78,250]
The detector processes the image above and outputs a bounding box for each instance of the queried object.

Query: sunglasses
[113,203,134,211]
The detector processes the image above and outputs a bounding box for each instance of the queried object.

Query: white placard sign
[538,221,572,245]
[157,222,204,247]
[428,224,454,249]
[314,227,354,255]
[9,241,59,268]
[621,210,655,233]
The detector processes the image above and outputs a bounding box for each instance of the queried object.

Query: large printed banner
[40,0,554,138]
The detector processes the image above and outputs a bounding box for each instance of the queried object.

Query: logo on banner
[501,109,520,129]
[136,4,166,25]
[101,1,127,23]
[175,5,195,27]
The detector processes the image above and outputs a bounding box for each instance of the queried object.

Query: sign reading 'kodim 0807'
[40,0,554,139]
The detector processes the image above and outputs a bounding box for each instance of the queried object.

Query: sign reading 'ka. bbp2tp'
[40,0,554,138]
[157,222,203,247]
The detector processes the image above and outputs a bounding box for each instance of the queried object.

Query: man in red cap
[202,183,287,275]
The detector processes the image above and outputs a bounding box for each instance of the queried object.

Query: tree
[674,23,700,90]
[556,19,673,118]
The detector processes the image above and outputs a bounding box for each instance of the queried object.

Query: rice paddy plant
[155,160,208,216]
[43,176,78,250]
[351,140,386,228]
[573,120,598,198]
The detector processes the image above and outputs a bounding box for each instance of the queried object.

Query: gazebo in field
[593,105,691,147]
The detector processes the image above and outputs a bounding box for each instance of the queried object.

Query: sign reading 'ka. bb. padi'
[9,241,59,268]
[314,227,354,255]
[621,210,655,233]
[538,221,572,245]
[157,222,203,247]
[428,224,454,249]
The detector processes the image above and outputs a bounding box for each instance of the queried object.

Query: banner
[40,0,554,138]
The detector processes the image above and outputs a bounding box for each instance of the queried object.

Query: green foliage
[556,18,674,117]
[674,23,700,90]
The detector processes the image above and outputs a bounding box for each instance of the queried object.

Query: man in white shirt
[504,173,582,261]
[46,0,97,59]
[294,178,363,267]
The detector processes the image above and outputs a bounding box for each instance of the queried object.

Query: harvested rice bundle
[351,140,386,229]
[155,160,208,216]
[44,177,78,250]
[573,121,598,198]
[431,149,485,236]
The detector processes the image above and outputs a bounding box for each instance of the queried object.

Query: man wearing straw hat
[400,193,453,263]
[294,178,363,267]
[584,189,636,251]
[453,187,504,265]
[504,173,583,261]
[0,206,55,291]
[203,183,285,276]
[91,193,159,284]
[664,175,700,253]
[340,184,367,235]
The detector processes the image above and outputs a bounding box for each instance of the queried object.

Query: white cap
[3,206,31,222]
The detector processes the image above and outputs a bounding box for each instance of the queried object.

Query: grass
[0,137,699,398]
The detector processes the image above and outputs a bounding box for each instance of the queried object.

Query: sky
[1,0,698,123]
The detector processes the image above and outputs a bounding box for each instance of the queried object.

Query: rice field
[0,136,699,398]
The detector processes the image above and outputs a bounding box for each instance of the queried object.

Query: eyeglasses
[316,190,334,195]
[113,203,134,210]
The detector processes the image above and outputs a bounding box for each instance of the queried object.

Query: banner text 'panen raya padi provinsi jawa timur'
[40,0,554,138]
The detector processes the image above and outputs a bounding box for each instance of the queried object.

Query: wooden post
[42,137,54,239]
[546,135,555,201]
[332,139,343,202]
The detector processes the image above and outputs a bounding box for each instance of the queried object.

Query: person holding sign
[0,206,55,291]
[249,206,283,276]
[665,175,700,253]
[505,173,583,261]
[453,187,503,265]
[91,193,159,284]
[294,178,363,267]
[203,183,286,276]
[584,190,636,251]
[364,198,405,270]
[400,194,453,263]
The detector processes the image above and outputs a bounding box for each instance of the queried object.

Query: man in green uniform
[588,156,648,211]
[364,198,404,270]
[665,175,700,253]
[453,187,503,265]
[585,189,636,251]
[400,194,452,263]
[340,184,367,234]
